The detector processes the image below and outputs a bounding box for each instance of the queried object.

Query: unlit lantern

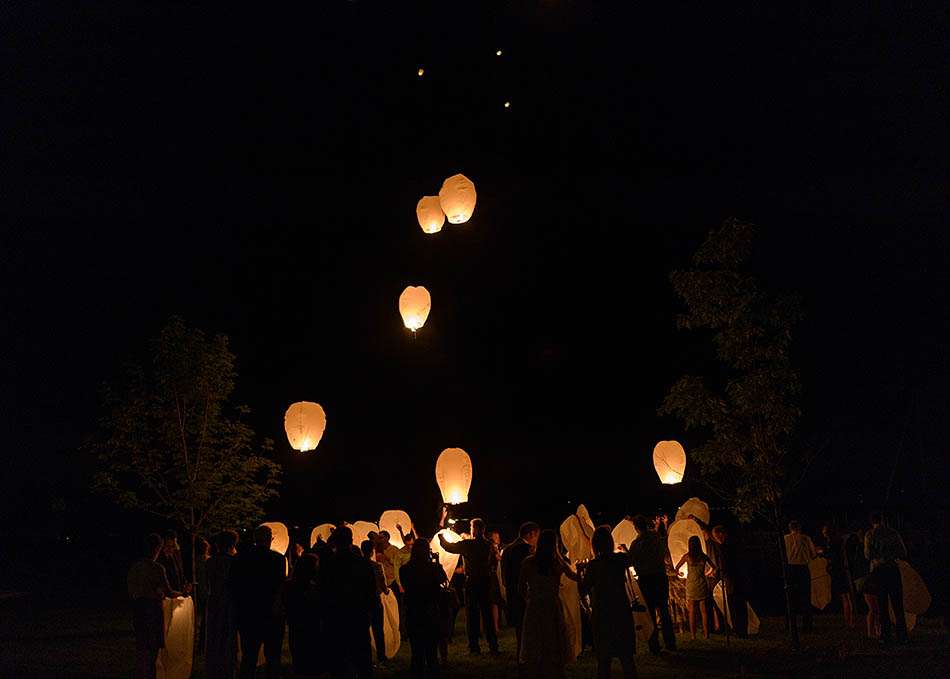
[435,447,472,504]
[416,196,445,234]
[284,402,327,452]
[399,286,431,332]
[653,440,686,484]
[438,174,476,224]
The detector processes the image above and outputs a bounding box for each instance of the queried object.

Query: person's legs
[238,628,263,679]
[618,653,639,679]
[687,600,696,639]
[464,583,481,652]
[371,601,386,662]
[424,634,441,678]
[842,592,854,628]
[509,597,525,655]
[700,599,710,639]
[263,619,284,679]
[477,582,499,652]
[409,633,424,679]
[352,623,374,679]
[864,594,880,639]
[878,563,907,642]
[728,588,749,637]
[596,653,612,679]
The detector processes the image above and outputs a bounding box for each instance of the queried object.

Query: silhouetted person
[818,524,855,628]
[580,526,638,679]
[689,515,748,636]
[157,529,187,594]
[362,538,390,664]
[401,538,448,678]
[128,532,175,679]
[205,530,239,679]
[628,515,676,653]
[864,512,908,644]
[439,517,499,655]
[502,521,540,654]
[230,524,287,679]
[194,536,211,652]
[674,535,715,640]
[321,525,377,679]
[286,552,328,676]
[784,520,817,632]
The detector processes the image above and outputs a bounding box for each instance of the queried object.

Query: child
[675,535,716,639]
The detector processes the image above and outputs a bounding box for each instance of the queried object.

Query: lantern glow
[667,519,705,579]
[350,520,379,548]
[438,174,477,224]
[431,529,462,580]
[416,196,445,234]
[435,447,472,504]
[284,401,327,452]
[309,523,335,548]
[398,285,431,332]
[378,509,412,549]
[653,440,686,484]
[260,521,290,556]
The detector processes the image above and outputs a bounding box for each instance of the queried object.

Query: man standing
[362,539,390,665]
[784,520,818,632]
[689,515,749,637]
[628,515,676,654]
[439,517,500,655]
[864,512,908,644]
[128,533,176,679]
[500,521,539,655]
[229,525,287,679]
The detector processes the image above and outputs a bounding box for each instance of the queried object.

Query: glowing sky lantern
[438,174,476,224]
[417,67,424,77]
[653,440,686,484]
[284,401,326,452]
[435,447,473,504]
[260,521,290,556]
[378,509,412,549]
[431,529,462,580]
[416,196,445,234]
[310,523,335,548]
[399,285,431,333]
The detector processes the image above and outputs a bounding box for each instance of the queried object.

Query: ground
[1,594,948,678]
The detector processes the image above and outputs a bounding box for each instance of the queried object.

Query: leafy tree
[94,317,281,578]
[660,218,807,648]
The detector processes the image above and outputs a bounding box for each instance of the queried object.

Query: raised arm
[439,533,463,555]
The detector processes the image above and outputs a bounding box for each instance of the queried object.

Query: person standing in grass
[401,537,448,678]
[784,520,818,633]
[864,512,908,644]
[674,535,715,640]
[502,522,540,655]
[205,530,239,679]
[628,514,677,654]
[128,533,177,679]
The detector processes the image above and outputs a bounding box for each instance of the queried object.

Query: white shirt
[784,532,817,566]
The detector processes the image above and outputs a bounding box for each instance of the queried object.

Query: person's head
[145,533,163,559]
[470,518,485,538]
[631,514,650,535]
[591,525,614,557]
[378,531,391,547]
[214,530,239,556]
[162,529,178,553]
[254,524,273,549]
[404,532,416,547]
[360,539,375,559]
[519,522,541,547]
[535,529,559,575]
[820,524,833,541]
[869,512,883,527]
[487,529,501,546]
[196,536,211,559]
[409,538,431,565]
[367,531,379,544]
[687,535,704,559]
[331,525,354,551]
[293,553,318,583]
[712,525,727,544]
[788,520,802,534]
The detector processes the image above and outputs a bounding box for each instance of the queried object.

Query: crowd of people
[126,510,914,679]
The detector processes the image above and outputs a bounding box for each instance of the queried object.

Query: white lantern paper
[810,557,832,610]
[438,174,477,224]
[432,529,462,580]
[560,575,582,661]
[378,510,413,549]
[156,596,194,679]
[667,519,705,579]
[559,514,594,564]
[350,521,380,548]
[675,497,710,526]
[369,589,402,659]
[653,440,686,484]
[284,401,327,452]
[399,285,432,332]
[575,504,596,540]
[898,560,931,614]
[611,519,639,553]
[260,522,290,556]
[713,583,761,635]
[435,447,472,504]
[309,523,335,548]
[416,196,445,234]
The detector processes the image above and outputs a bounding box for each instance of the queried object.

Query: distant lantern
[496,49,503,56]
[653,440,686,484]
[416,196,445,234]
[378,509,413,549]
[284,401,327,452]
[504,101,510,108]
[260,522,290,556]
[438,174,477,224]
[399,285,431,332]
[435,447,472,504]
[417,67,424,77]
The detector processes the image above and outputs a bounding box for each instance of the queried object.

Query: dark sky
[3,2,949,538]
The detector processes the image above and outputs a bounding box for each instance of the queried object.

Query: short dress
[685,555,710,601]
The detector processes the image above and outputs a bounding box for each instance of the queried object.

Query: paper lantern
[559,514,593,564]
[432,529,462,580]
[810,557,832,610]
[653,440,686,484]
[435,447,472,504]
[156,596,194,679]
[438,174,476,224]
[416,196,445,234]
[611,519,639,553]
[675,497,710,526]
[713,583,761,635]
[284,402,327,452]
[350,521,380,548]
[378,510,413,549]
[399,285,431,332]
[260,522,290,556]
[369,589,402,659]
[899,560,931,614]
[575,504,595,539]
[667,519,705,579]
[309,523,335,548]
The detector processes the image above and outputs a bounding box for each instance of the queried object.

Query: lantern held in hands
[378,510,413,549]
[653,440,686,484]
[284,402,327,452]
[260,522,290,556]
[435,447,472,504]
[399,286,431,332]
[438,174,477,224]
[416,196,445,234]
[431,529,462,580]
[310,523,335,548]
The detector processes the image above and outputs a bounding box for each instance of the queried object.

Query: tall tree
[94,317,281,578]
[660,218,807,648]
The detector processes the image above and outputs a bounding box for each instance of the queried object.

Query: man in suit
[501,522,540,655]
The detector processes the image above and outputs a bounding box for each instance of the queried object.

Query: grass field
[2,593,948,678]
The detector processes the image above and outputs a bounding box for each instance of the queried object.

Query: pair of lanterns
[415,174,477,234]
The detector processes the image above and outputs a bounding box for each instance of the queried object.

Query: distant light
[448,518,457,525]
[504,101,510,108]
[417,67,424,77]
[496,49,503,56]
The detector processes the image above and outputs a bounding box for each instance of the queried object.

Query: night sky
[4,3,949,541]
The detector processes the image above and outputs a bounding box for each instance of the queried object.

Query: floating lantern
[496,49,503,56]
[431,529,462,580]
[653,440,686,484]
[399,285,431,332]
[435,447,472,504]
[416,196,445,234]
[504,101,510,109]
[378,509,413,549]
[309,523,335,547]
[417,67,424,77]
[260,522,290,556]
[284,402,327,452]
[438,174,476,224]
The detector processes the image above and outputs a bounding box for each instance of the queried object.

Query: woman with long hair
[819,524,855,629]
[401,537,447,678]
[674,535,715,640]
[285,553,327,677]
[518,529,581,679]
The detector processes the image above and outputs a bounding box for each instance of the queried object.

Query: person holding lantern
[127,532,177,679]
[628,515,677,654]
[502,521,541,654]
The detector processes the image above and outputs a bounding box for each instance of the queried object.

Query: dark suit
[501,540,532,652]
[441,535,498,653]
[229,546,287,679]
[320,548,377,678]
